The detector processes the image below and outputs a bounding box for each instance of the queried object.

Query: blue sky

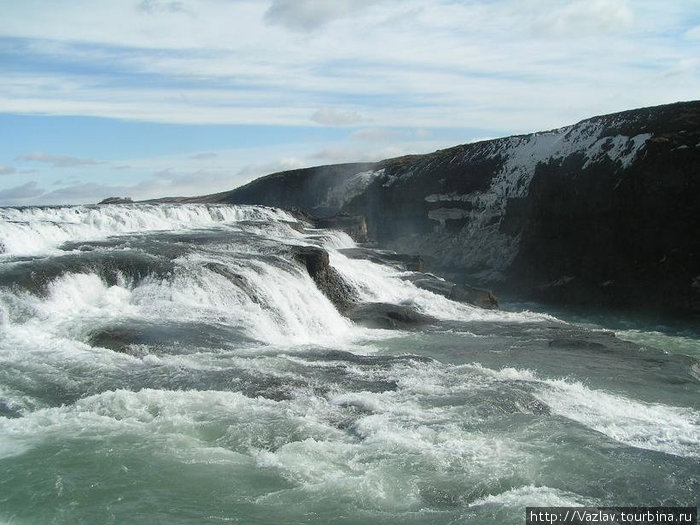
[1,0,699,205]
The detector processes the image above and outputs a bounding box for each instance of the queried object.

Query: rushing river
[0,204,698,525]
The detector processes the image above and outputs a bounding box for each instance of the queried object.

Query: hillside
[177,101,700,317]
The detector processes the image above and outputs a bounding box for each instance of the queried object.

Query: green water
[0,205,698,525]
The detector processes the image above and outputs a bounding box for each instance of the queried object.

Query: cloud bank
[15,152,102,168]
[0,0,698,205]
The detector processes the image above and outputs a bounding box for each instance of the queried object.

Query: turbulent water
[0,204,698,525]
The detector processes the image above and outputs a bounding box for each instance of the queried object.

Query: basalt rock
[401,273,455,296]
[292,245,356,312]
[345,302,436,329]
[314,214,368,243]
[401,273,499,309]
[339,247,424,272]
[449,284,499,309]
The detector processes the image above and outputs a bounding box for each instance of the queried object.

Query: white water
[472,365,700,458]
[1,255,355,350]
[0,204,297,256]
[616,329,700,359]
[0,204,697,525]
[469,485,594,508]
[331,251,557,324]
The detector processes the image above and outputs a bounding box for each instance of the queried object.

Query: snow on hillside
[419,118,654,278]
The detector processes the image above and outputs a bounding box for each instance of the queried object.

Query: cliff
[192,101,700,318]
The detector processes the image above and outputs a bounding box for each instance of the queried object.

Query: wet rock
[345,302,436,329]
[548,338,608,350]
[87,321,243,355]
[401,272,455,296]
[314,214,368,243]
[402,272,499,309]
[449,284,499,309]
[339,247,424,271]
[0,251,174,295]
[204,262,264,304]
[292,245,357,311]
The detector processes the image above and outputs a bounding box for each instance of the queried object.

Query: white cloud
[0,165,16,175]
[311,107,363,126]
[235,157,307,179]
[531,0,634,37]
[685,25,700,40]
[15,152,102,168]
[311,144,411,164]
[264,0,380,31]
[189,152,219,160]
[0,181,44,201]
[137,0,191,16]
[30,169,240,205]
[40,182,121,204]
[0,1,697,133]
[0,0,695,133]
[351,127,400,141]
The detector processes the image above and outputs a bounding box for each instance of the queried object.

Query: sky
[0,0,699,205]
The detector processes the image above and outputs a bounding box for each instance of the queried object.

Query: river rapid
[0,204,697,525]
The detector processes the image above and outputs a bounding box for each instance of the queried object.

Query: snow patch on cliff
[425,119,652,276]
[425,193,472,203]
[583,134,653,169]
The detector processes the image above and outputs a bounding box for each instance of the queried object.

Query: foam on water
[616,329,700,359]
[469,484,594,508]
[0,343,696,521]
[0,204,297,256]
[0,203,554,360]
[537,378,700,458]
[472,365,700,458]
[0,204,697,523]
[331,251,557,324]
[1,261,354,348]
[0,205,363,348]
[0,367,534,508]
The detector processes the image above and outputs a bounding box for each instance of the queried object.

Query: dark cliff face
[510,104,700,316]
[212,101,700,318]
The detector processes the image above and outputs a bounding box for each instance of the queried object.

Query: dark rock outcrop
[292,245,356,311]
[99,196,133,204]
[401,273,455,296]
[314,214,368,243]
[345,302,436,329]
[339,247,424,272]
[448,284,499,309]
[401,273,498,309]
[170,101,700,318]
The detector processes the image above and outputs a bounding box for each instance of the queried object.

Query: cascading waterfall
[0,203,297,256]
[0,204,697,525]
